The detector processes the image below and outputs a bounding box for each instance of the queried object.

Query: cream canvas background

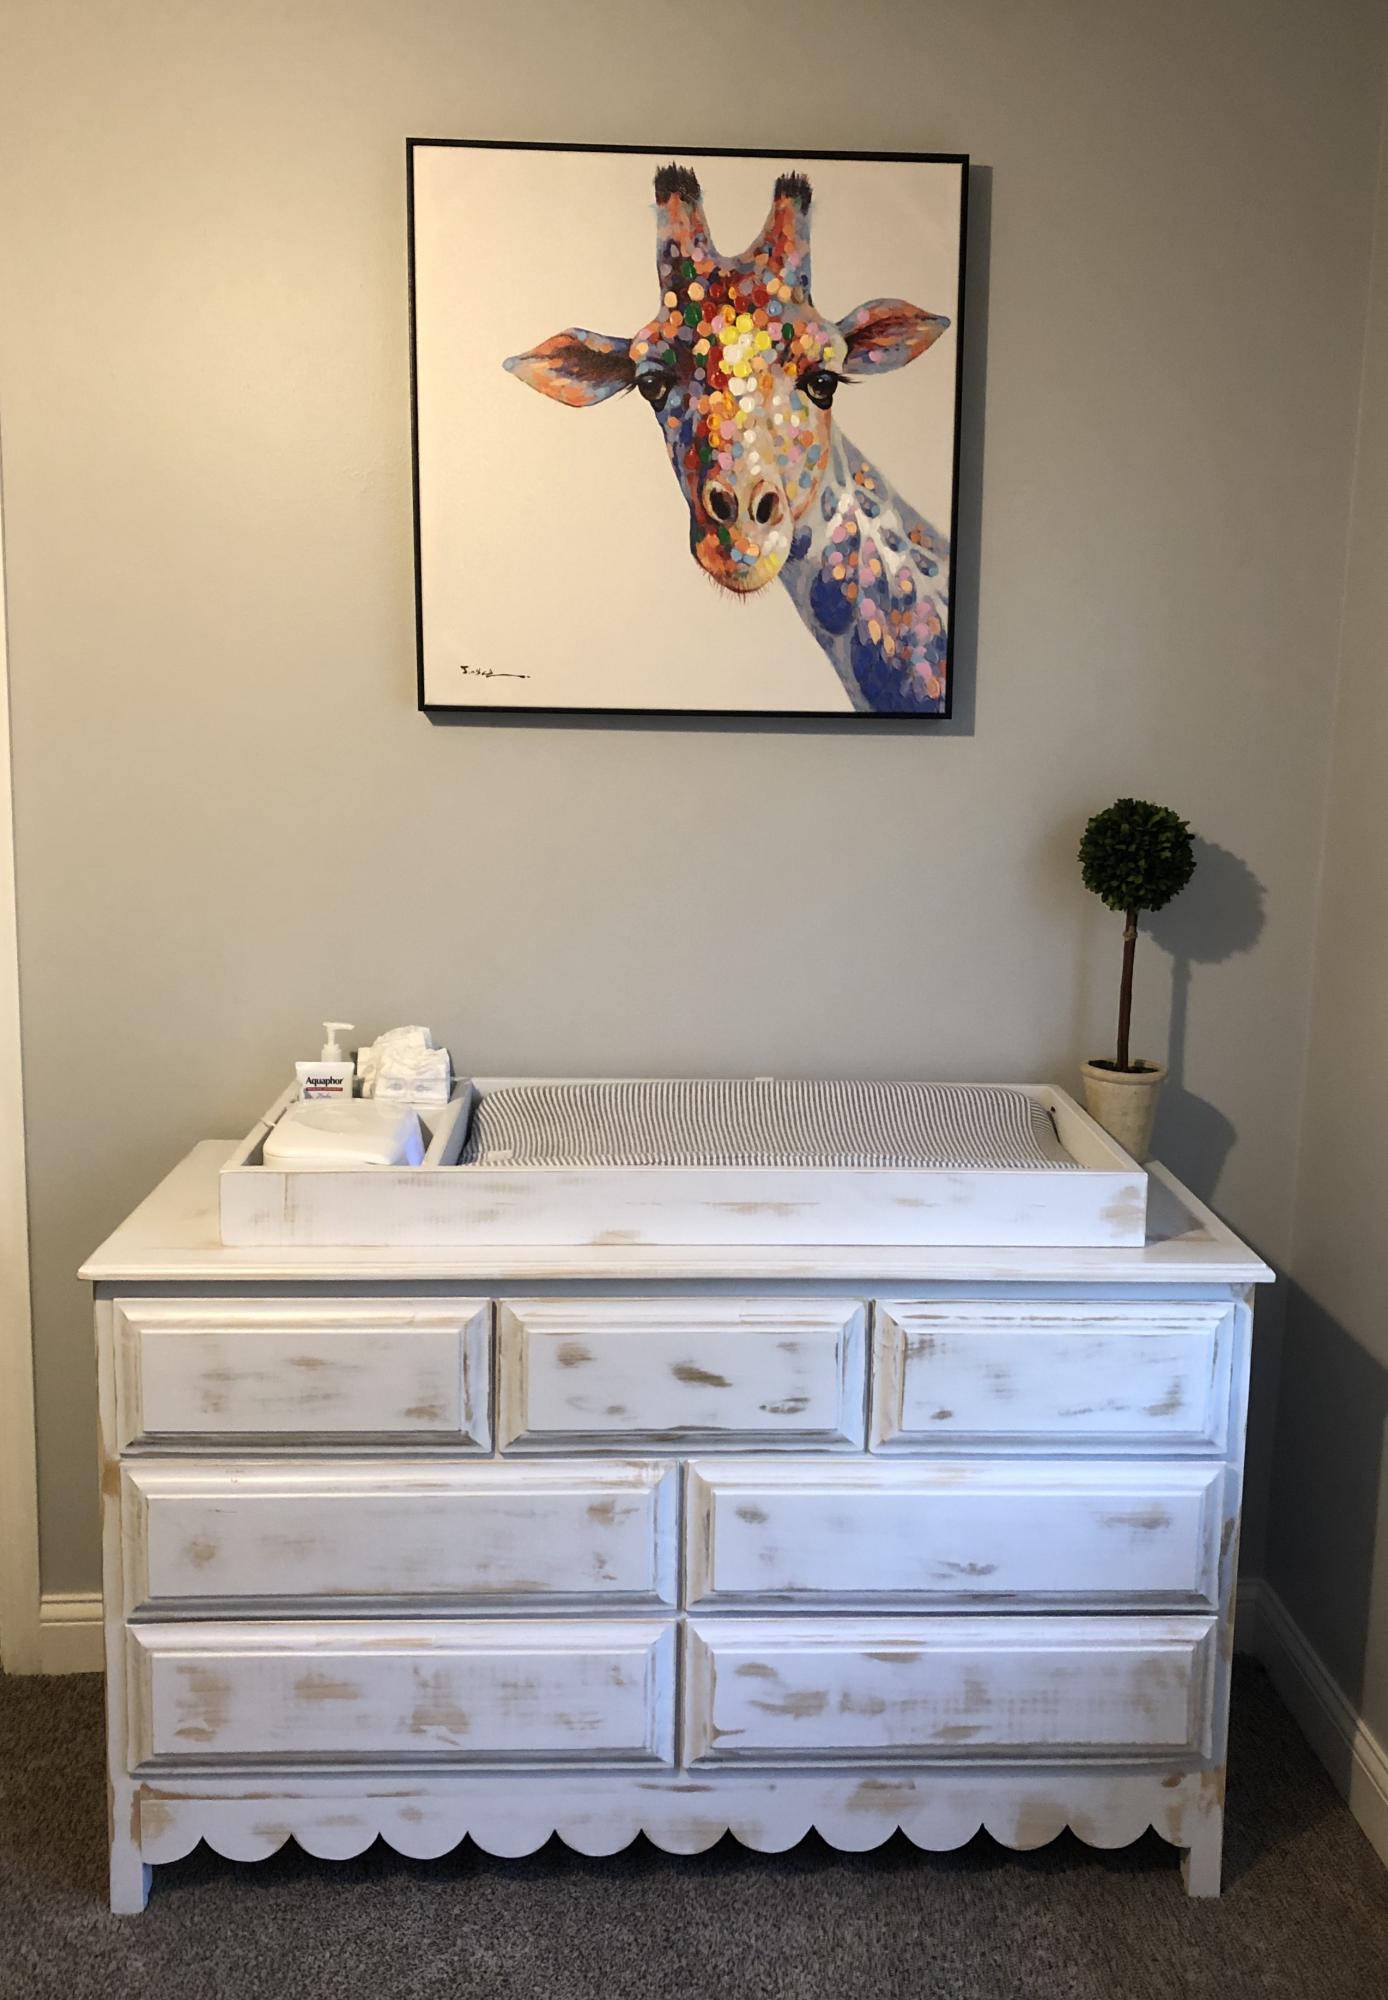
[413,147,963,711]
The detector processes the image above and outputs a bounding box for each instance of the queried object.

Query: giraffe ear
[504,329,636,407]
[837,301,951,377]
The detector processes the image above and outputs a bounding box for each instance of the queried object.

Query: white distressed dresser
[83,1140,1271,1912]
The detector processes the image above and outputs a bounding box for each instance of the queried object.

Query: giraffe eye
[637,372,674,412]
[801,368,840,410]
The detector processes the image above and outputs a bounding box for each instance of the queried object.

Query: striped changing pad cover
[458,1080,1078,1172]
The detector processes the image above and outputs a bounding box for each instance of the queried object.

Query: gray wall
[1268,96,1388,1740]
[1,0,1385,1593]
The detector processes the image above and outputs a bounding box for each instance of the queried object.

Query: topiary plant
[1079,799,1195,1073]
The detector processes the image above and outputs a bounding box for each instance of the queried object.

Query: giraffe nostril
[752,487,783,527]
[704,482,737,524]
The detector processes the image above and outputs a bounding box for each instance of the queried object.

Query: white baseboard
[36,1591,103,1674]
[1253,1579,1388,1870]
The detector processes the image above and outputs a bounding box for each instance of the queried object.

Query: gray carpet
[2,1663,1385,2000]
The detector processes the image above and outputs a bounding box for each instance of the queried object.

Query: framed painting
[408,140,967,718]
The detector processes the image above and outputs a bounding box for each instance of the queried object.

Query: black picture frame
[408,138,969,722]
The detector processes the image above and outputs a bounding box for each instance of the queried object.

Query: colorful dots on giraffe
[504,161,951,713]
[617,169,854,597]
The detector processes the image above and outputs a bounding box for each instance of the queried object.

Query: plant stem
[1116,907,1138,1072]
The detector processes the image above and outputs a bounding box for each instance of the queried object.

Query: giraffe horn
[742,173,813,293]
[654,163,714,284]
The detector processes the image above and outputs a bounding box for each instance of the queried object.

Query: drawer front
[872,1300,1232,1451]
[126,1619,676,1768]
[684,1615,1216,1766]
[498,1300,866,1451]
[686,1459,1224,1609]
[121,1460,678,1615]
[113,1299,490,1448]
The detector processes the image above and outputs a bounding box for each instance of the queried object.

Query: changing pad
[458,1079,1078,1172]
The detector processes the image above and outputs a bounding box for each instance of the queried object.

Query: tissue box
[359,1026,452,1104]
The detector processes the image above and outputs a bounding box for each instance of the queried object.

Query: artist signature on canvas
[458,664,531,680]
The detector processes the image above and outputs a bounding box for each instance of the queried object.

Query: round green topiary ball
[1079,799,1195,915]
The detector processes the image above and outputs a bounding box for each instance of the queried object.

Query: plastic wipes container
[262,1100,426,1169]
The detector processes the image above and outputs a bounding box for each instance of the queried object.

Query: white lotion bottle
[296,1021,356,1099]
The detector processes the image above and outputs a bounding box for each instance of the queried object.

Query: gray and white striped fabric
[459,1080,1077,1171]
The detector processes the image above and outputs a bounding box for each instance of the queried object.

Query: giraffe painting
[409,143,966,716]
[505,166,955,715]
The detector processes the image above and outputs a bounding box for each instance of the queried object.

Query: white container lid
[263,1100,425,1169]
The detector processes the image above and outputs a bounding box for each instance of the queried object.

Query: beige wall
[1,0,1385,1593]
[1268,94,1388,1739]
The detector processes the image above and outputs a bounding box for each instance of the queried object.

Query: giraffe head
[504,165,951,593]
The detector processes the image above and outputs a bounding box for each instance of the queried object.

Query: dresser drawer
[871,1300,1233,1451]
[120,1460,678,1615]
[497,1300,866,1451]
[685,1459,1224,1609]
[684,1615,1216,1766]
[113,1299,490,1449]
[125,1619,676,1769]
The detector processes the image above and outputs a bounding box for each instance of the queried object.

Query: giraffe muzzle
[696,477,791,592]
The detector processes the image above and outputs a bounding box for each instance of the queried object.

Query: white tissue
[356,1024,429,1096]
[263,1100,426,1168]
[359,1024,452,1105]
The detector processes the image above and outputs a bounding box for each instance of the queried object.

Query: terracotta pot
[1080,1060,1167,1162]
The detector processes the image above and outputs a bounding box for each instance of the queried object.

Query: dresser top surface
[81,1141,1274,1286]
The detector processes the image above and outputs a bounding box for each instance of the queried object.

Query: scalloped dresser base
[134,1767,1224,1891]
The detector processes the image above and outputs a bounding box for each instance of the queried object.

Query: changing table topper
[219,1077,1145,1249]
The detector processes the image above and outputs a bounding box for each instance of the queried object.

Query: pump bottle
[296,1022,356,1099]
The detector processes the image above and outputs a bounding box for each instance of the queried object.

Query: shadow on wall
[1145,838,1266,1204]
[1269,1283,1388,1737]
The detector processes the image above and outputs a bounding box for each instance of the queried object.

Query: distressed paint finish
[872,1299,1234,1452]
[132,1765,1224,1867]
[114,1298,491,1448]
[126,1620,677,1768]
[97,1303,153,1913]
[89,1150,1268,1911]
[685,1458,1224,1609]
[86,1143,1271,1284]
[498,1298,866,1451]
[122,1459,678,1614]
[684,1616,1217,1766]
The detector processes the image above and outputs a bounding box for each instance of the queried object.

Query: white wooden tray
[218,1080,1146,1250]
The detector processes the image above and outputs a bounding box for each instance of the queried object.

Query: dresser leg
[109,1845,152,1915]
[108,1782,152,1915]
[1180,1807,1223,1898]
